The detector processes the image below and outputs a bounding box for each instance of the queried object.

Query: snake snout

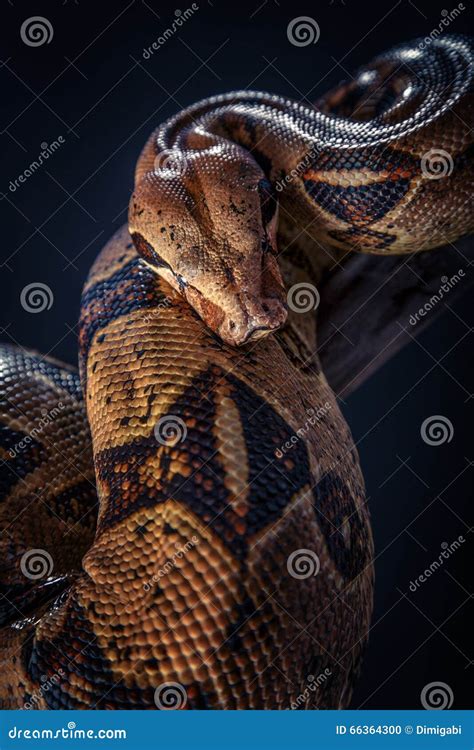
[220,295,288,346]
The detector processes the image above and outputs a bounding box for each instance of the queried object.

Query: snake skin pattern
[0,35,472,710]
[130,35,474,345]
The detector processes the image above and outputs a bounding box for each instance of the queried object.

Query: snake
[0,35,472,710]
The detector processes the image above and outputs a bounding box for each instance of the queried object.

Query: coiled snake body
[0,36,472,709]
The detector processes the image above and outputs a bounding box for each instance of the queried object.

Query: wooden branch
[317,236,473,397]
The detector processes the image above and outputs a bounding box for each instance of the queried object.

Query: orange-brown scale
[0,220,373,708]
[4,35,472,709]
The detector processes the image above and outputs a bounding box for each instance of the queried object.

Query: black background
[0,0,472,709]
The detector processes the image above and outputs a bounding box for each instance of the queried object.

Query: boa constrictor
[0,35,472,710]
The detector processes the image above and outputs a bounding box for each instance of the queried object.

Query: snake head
[130,143,287,346]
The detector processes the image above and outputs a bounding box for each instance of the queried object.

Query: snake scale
[0,35,472,710]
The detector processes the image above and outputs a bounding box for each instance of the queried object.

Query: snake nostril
[229,320,236,330]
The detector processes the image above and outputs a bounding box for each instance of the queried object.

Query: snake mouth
[240,320,283,345]
[221,296,288,346]
[184,280,288,347]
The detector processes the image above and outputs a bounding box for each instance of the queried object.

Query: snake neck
[277,213,346,287]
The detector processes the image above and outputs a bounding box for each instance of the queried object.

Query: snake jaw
[184,280,288,347]
[222,296,288,346]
